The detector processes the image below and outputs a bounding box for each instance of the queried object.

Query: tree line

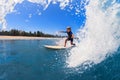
[0,29,58,37]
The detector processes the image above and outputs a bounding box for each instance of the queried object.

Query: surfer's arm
[72,34,74,38]
[58,31,67,33]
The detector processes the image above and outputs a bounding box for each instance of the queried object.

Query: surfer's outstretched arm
[58,31,67,33]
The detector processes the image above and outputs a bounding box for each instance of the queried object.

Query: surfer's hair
[67,27,71,30]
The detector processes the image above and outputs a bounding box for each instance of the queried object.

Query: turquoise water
[0,40,68,80]
[0,40,120,80]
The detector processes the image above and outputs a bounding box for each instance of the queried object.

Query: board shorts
[67,38,73,42]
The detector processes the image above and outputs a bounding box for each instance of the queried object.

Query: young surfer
[59,27,75,47]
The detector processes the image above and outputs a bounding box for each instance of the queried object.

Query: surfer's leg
[64,38,68,47]
[70,39,75,46]
[71,42,76,46]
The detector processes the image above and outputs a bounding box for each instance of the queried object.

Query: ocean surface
[0,39,120,80]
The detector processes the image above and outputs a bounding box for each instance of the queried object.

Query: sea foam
[66,0,120,68]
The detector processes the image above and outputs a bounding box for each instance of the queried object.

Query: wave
[66,0,120,68]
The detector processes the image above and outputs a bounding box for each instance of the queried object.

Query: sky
[4,0,86,34]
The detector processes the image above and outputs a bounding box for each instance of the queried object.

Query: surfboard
[44,45,75,50]
[44,45,67,50]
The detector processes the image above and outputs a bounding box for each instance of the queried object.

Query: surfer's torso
[67,31,73,39]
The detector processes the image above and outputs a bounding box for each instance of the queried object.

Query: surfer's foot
[64,45,66,47]
[73,44,75,45]
[72,44,76,46]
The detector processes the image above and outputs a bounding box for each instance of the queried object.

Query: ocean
[0,39,120,80]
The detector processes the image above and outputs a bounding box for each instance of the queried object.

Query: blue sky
[5,0,86,34]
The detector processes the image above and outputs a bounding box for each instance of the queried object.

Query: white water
[0,0,23,30]
[0,0,120,68]
[66,0,120,67]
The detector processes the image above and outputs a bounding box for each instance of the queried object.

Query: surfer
[59,27,75,47]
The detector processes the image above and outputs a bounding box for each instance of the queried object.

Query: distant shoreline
[0,36,60,40]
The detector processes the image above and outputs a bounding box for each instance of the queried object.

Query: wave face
[66,0,120,68]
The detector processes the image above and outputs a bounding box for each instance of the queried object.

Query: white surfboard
[44,45,67,50]
[44,45,75,50]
